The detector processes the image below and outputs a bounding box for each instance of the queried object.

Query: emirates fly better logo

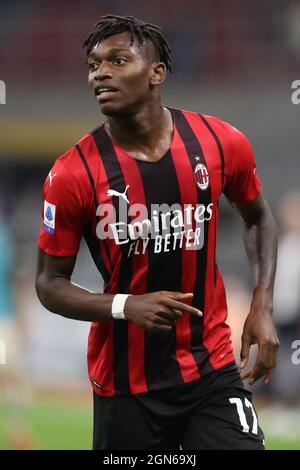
[96,201,214,255]
[95,158,212,255]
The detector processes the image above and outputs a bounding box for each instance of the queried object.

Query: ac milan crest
[194,163,209,191]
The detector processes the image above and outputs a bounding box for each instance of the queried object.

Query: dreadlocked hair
[82,14,172,73]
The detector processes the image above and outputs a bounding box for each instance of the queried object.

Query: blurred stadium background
[1,0,300,450]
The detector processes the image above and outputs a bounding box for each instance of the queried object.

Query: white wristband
[111,294,131,320]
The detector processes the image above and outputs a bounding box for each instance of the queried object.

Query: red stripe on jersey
[182,113,234,368]
[80,133,121,396]
[88,321,115,394]
[113,145,148,393]
[170,125,201,383]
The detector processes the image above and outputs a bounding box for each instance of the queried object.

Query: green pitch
[0,400,92,450]
[0,400,299,450]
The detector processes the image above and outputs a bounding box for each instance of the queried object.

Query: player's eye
[88,62,98,71]
[113,57,126,65]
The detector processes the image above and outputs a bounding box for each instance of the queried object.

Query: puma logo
[48,170,57,187]
[107,185,130,204]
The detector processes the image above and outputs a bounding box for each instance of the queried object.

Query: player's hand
[124,291,202,332]
[239,288,279,385]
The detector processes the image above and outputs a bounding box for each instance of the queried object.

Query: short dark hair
[83,14,172,73]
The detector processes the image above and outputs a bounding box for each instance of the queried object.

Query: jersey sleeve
[223,124,261,204]
[37,159,85,257]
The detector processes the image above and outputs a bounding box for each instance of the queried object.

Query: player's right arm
[36,156,201,332]
[35,250,201,331]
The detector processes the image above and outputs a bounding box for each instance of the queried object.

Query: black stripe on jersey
[76,144,98,209]
[198,114,225,191]
[172,109,213,375]
[214,205,217,286]
[91,126,132,395]
[75,144,111,284]
[197,115,224,286]
[137,150,183,385]
[135,152,184,389]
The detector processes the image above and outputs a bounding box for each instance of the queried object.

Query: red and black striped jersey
[38,108,261,397]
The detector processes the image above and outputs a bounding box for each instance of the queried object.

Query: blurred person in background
[0,196,14,361]
[271,192,300,403]
[35,15,279,450]
[0,196,34,449]
[285,0,300,67]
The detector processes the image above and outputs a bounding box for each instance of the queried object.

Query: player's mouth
[94,85,119,101]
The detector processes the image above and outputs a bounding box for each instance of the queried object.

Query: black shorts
[93,362,265,450]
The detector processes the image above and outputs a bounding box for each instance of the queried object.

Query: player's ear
[149,62,167,86]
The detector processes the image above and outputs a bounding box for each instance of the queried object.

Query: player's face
[87,32,162,116]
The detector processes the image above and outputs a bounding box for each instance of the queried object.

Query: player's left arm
[228,194,279,385]
[222,120,280,385]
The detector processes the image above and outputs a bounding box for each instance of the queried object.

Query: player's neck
[105,101,171,151]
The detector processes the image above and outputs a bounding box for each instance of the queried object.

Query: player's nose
[95,61,113,81]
